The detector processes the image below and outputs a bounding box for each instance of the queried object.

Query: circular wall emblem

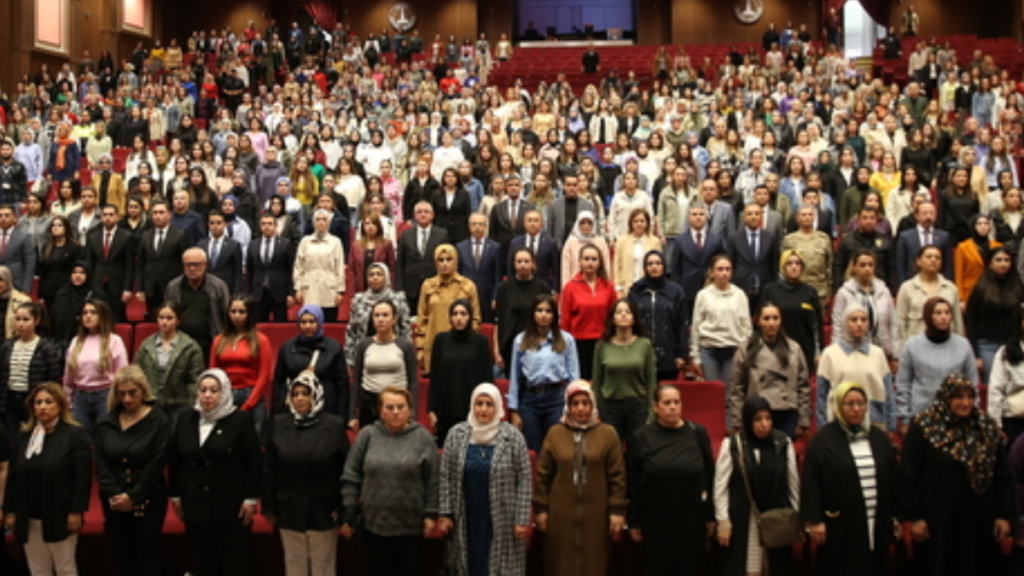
[733,0,763,24]
[389,4,417,32]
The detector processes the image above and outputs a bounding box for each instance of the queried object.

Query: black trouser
[255,290,288,323]
[366,530,421,576]
[321,307,339,323]
[4,390,28,439]
[102,282,127,323]
[599,396,648,445]
[186,518,251,576]
[643,537,702,576]
[104,495,167,576]
[577,338,597,380]
[359,389,380,429]
[434,415,463,448]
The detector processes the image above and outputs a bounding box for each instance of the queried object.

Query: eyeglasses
[842,401,867,409]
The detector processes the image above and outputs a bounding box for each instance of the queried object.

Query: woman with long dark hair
[939,165,981,246]
[729,301,810,437]
[592,299,656,443]
[965,247,1024,385]
[62,299,129,432]
[210,296,273,431]
[37,216,82,310]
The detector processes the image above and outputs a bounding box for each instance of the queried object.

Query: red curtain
[824,0,893,32]
[303,2,338,33]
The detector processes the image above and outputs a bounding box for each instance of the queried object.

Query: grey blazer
[546,196,594,247]
[0,227,37,292]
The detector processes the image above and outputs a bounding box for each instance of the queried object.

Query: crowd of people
[0,10,1024,576]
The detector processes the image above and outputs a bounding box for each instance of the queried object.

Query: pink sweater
[63,334,129,397]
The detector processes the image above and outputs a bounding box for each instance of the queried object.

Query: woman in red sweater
[210,295,273,430]
[560,243,617,379]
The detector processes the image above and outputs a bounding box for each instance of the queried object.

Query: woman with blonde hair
[416,244,481,373]
[62,299,129,432]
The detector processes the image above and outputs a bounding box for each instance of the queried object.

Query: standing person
[350,301,419,431]
[416,244,481,373]
[85,204,135,323]
[135,200,192,321]
[0,303,63,438]
[488,176,532,269]
[782,203,833,305]
[561,211,611,291]
[493,249,552,377]
[507,209,561,290]
[672,202,727,310]
[954,214,1000,306]
[262,371,350,576]
[198,210,244,295]
[902,374,1014,576]
[831,250,901,365]
[340,386,440,576]
[691,255,753,383]
[592,299,657,443]
[714,397,800,576]
[344,263,412,368]
[728,202,779,314]
[896,245,963,340]
[760,250,824,374]
[349,214,396,294]
[247,213,294,322]
[989,307,1024,445]
[0,204,38,294]
[63,299,129,433]
[93,366,171,576]
[437,383,532,576]
[533,381,627,576]
[817,302,896,430]
[272,304,348,418]
[965,247,1024,384]
[168,368,262,576]
[48,261,107,349]
[210,296,273,431]
[729,302,811,437]
[294,208,345,322]
[2,383,91,576]
[801,382,902,575]
[134,301,205,419]
[897,296,978,431]
[560,243,617,380]
[0,264,31,341]
[428,299,492,446]
[164,248,230,360]
[457,213,502,323]
[613,208,661,297]
[628,384,715,574]
[397,200,450,313]
[629,251,689,382]
[36,216,83,310]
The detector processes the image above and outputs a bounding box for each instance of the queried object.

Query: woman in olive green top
[592,299,657,443]
[134,301,206,419]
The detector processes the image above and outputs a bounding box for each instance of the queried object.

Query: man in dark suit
[508,209,560,291]
[170,189,207,245]
[134,200,193,321]
[396,200,449,313]
[85,205,135,322]
[457,213,502,323]
[488,175,533,271]
[546,173,594,246]
[728,203,780,314]
[248,214,294,322]
[197,210,243,295]
[0,204,36,293]
[895,201,952,283]
[672,201,726,308]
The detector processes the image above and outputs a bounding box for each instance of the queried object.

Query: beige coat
[729,335,811,428]
[293,234,346,308]
[895,274,964,340]
[613,234,661,294]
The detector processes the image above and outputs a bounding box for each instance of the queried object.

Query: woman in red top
[560,243,617,380]
[210,295,273,430]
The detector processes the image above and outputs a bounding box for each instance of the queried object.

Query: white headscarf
[193,368,236,424]
[569,210,598,241]
[467,383,505,445]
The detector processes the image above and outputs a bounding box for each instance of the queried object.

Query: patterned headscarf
[561,380,600,431]
[913,373,1003,495]
[287,369,325,428]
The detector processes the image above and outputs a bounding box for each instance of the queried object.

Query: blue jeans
[232,387,265,434]
[700,346,736,426]
[519,385,566,452]
[4,390,28,439]
[73,388,110,434]
[978,339,1000,386]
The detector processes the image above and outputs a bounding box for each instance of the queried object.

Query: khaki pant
[24,519,78,576]
[279,527,338,576]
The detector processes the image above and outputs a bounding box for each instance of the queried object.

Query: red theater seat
[666,380,727,452]
[113,324,134,360]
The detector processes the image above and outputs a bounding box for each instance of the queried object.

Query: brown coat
[533,423,628,576]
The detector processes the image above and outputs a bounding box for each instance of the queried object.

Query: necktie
[156,229,164,253]
[103,231,112,258]
[210,239,220,267]
[420,228,428,256]
[474,241,482,267]
[509,201,517,228]
[750,231,759,259]
[529,237,536,255]
[923,229,932,246]
[695,231,703,249]
[263,238,271,264]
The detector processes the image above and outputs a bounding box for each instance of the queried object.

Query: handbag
[734,433,804,549]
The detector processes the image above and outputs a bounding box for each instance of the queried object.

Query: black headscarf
[854,166,872,192]
[739,396,778,511]
[969,213,991,253]
[633,250,667,291]
[448,298,475,342]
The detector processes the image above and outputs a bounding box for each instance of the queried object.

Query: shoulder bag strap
[733,433,762,519]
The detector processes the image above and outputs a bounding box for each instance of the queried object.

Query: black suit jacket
[134,226,192,297]
[895,227,953,283]
[457,237,503,304]
[618,115,640,136]
[198,236,244,295]
[168,409,261,523]
[671,230,727,300]
[261,413,350,531]
[403,177,441,222]
[396,225,450,298]
[431,188,472,244]
[489,198,534,268]
[247,236,294,302]
[508,233,560,289]
[727,228,779,295]
[86,226,135,295]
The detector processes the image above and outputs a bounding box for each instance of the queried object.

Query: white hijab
[194,368,236,424]
[467,383,505,445]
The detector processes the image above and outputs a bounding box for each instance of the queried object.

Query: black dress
[494,276,552,368]
[901,419,1014,576]
[94,405,171,576]
[427,329,493,445]
[760,279,823,373]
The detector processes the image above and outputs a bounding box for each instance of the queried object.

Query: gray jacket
[164,273,231,337]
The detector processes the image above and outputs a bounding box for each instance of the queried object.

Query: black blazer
[86,226,135,295]
[895,227,953,283]
[261,412,350,532]
[134,226,192,298]
[396,225,450,296]
[94,405,170,505]
[507,233,560,289]
[671,230,727,302]
[271,336,348,418]
[198,236,244,295]
[457,237,503,304]
[727,228,779,294]
[247,236,294,302]
[403,176,441,222]
[431,188,472,244]
[167,409,261,523]
[488,198,534,257]
[5,421,92,544]
[36,243,84,303]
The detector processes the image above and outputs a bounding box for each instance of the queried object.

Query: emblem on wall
[389,3,417,32]
[733,0,764,24]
